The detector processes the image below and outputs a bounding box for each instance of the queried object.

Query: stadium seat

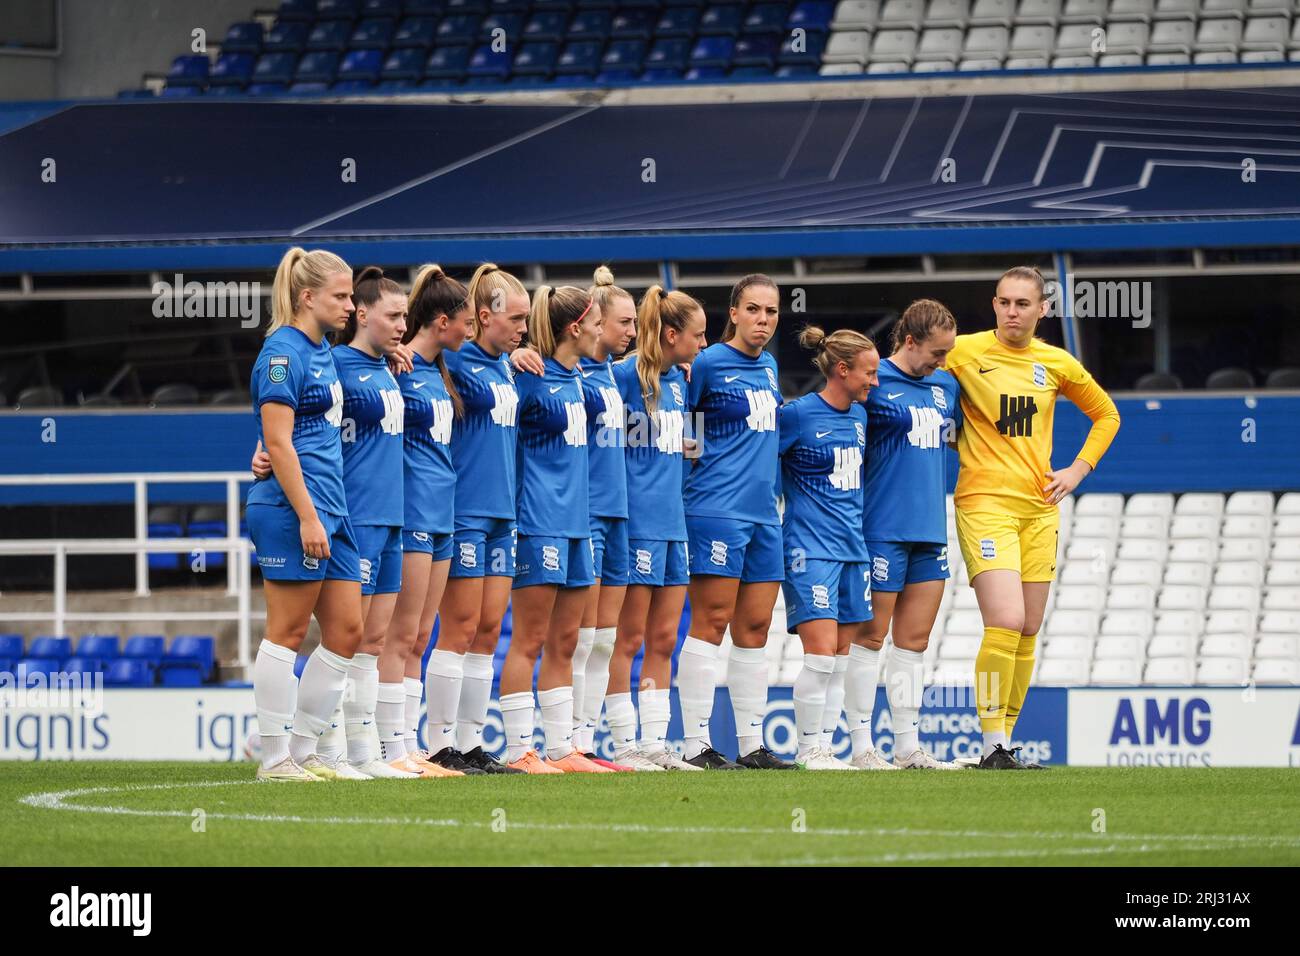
[1226,491,1275,516]
[438,15,483,44]
[964,55,1010,67]
[166,55,211,88]
[1118,538,1166,564]
[1265,367,1300,387]
[1221,538,1268,564]
[1056,22,1101,53]
[1056,583,1104,610]
[264,22,310,53]
[340,49,385,81]
[557,40,604,73]
[317,0,362,16]
[1267,562,1300,586]
[513,42,559,73]
[964,25,1011,56]
[568,10,612,38]
[1253,659,1300,685]
[1155,610,1204,639]
[970,0,1016,23]
[826,31,873,63]
[63,655,106,677]
[927,0,972,26]
[468,43,512,77]
[1109,559,1159,585]
[1242,16,1292,52]
[1126,493,1175,517]
[1210,585,1262,612]
[105,658,154,687]
[1265,587,1300,610]
[1198,657,1247,684]
[1120,515,1168,541]
[1067,537,1117,568]
[1170,514,1220,540]
[1168,539,1215,563]
[1044,635,1094,660]
[745,3,791,34]
[0,634,23,660]
[1076,493,1124,518]
[873,29,920,60]
[254,53,300,85]
[606,9,653,39]
[1164,562,1212,589]
[1060,560,1111,586]
[76,635,120,661]
[426,46,472,78]
[733,36,779,66]
[697,4,745,35]
[946,609,986,636]
[1201,0,1248,17]
[393,17,438,47]
[1197,18,1245,51]
[789,0,839,31]
[1150,18,1196,50]
[1276,515,1300,537]
[1206,609,1256,638]
[881,0,928,25]
[779,30,828,62]
[647,37,691,69]
[209,53,256,86]
[1101,610,1154,638]
[29,635,72,660]
[1206,366,1256,388]
[1064,0,1109,19]
[362,0,403,15]
[1037,658,1089,684]
[1254,634,1299,658]
[1201,633,1251,660]
[1091,658,1142,684]
[1144,657,1195,684]
[1276,540,1300,562]
[124,635,166,669]
[1214,561,1264,587]
[691,36,736,67]
[1110,0,1156,19]
[1095,634,1145,660]
[222,21,265,53]
[351,19,396,50]
[940,635,982,659]
[383,48,427,80]
[1154,0,1199,17]
[919,27,965,57]
[1044,609,1101,637]
[247,82,290,95]
[821,61,865,72]
[307,20,352,52]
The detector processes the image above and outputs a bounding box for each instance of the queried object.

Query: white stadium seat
[940,635,982,659]
[1276,492,1300,516]
[1265,587,1300,610]
[1175,492,1226,518]
[1210,585,1262,613]
[1106,20,1151,50]
[1121,515,1169,540]
[1110,0,1157,20]
[1145,658,1195,684]
[1252,659,1300,685]
[1197,657,1247,684]
[1226,491,1275,516]
[1056,22,1101,52]
[1056,583,1104,610]
[1110,584,1158,610]
[1095,634,1145,660]
[1038,659,1089,685]
[1119,538,1166,563]
[1154,0,1199,17]
[1100,52,1145,64]
[824,31,874,64]
[820,61,866,73]
[964,25,1012,54]
[1111,559,1161,586]
[871,29,920,61]
[1169,538,1216,563]
[1254,635,1300,658]
[931,660,976,685]
[1074,515,1120,540]
[1273,539,1300,562]
[1067,537,1117,566]
[1092,658,1142,684]
[1200,633,1251,659]
[946,609,986,636]
[926,0,972,26]
[1222,514,1271,539]
[1156,610,1205,638]
[1019,0,1065,23]
[1125,493,1175,517]
[1215,561,1265,587]
[1149,50,1193,63]
[832,0,883,30]
[1240,49,1284,61]
[1206,609,1257,638]
[1063,0,1109,21]
[1219,538,1268,563]
[1102,610,1155,639]
[1170,515,1219,539]
[881,0,928,25]
[912,59,955,72]
[1275,515,1300,537]
[1200,0,1248,18]
[1060,560,1111,586]
[1076,493,1124,518]
[868,58,911,72]
[1047,609,1102,637]
[1258,610,1300,635]
[962,55,1011,67]
[1044,635,1095,659]
[971,0,1017,24]
[918,27,966,57]
[1157,584,1206,611]
[1163,562,1212,588]
[1267,563,1300,586]
[1010,24,1056,54]
[1148,632,1196,658]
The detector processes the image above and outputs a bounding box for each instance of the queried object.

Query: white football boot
[893,747,961,770]
[850,748,900,771]
[613,751,668,771]
[353,758,419,779]
[646,748,704,771]
[255,756,322,783]
[796,747,860,770]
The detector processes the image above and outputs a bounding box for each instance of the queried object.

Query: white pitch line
[18,781,1300,850]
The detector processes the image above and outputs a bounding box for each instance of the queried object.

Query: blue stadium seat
[293,654,309,678]
[166,55,210,87]
[117,89,157,99]
[316,0,362,18]
[787,1,836,33]
[277,0,318,21]
[618,0,660,8]
[640,67,684,81]
[247,82,291,94]
[289,81,331,94]
[263,22,309,53]
[350,18,396,49]
[556,40,602,73]
[160,86,204,97]
[375,79,419,91]
[0,659,14,676]
[733,35,778,67]
[307,20,352,51]
[684,66,728,79]
[333,78,376,91]
[468,43,512,76]
[778,30,826,65]
[646,37,691,70]
[437,15,483,44]
[166,635,216,682]
[730,65,771,77]
[656,7,700,37]
[479,13,525,41]
[774,63,818,77]
[603,39,647,69]
[63,656,104,677]
[510,73,549,84]
[462,75,509,87]
[222,22,264,54]
[744,3,790,35]
[698,5,745,36]
[444,0,489,13]
[393,16,437,47]
[596,68,640,82]
[488,0,532,11]
[361,0,403,16]
[534,0,574,10]
[425,45,472,77]
[0,635,23,659]
[691,35,736,67]
[664,0,704,6]
[524,12,570,42]
[383,47,427,79]
[404,0,443,13]
[297,51,341,82]
[209,53,256,86]
[513,42,560,73]
[29,635,71,660]
[17,658,62,685]
[186,505,228,571]
[206,85,248,97]
[576,0,617,8]
[611,9,656,38]
[76,635,120,661]
[569,11,612,38]
[146,504,184,572]
[105,658,153,688]
[124,635,166,669]
[339,48,384,80]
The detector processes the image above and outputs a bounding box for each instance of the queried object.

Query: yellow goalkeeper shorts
[955,509,1060,584]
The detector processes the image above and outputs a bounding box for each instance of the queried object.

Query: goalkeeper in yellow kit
[945,267,1120,769]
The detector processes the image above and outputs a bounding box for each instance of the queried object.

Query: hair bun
[798,325,826,351]
[593,265,615,286]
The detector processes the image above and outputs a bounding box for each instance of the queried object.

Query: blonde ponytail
[636,285,702,410]
[268,246,351,336]
[529,285,590,358]
[467,262,527,339]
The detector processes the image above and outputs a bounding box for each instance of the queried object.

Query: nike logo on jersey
[471,365,486,374]
[815,430,832,438]
[312,369,323,378]
[724,375,742,383]
[413,381,426,389]
[359,373,372,382]
[549,386,564,394]
[978,367,997,374]
[887,392,904,399]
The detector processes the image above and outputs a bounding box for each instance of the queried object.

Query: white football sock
[579,626,616,754]
[728,645,769,757]
[424,648,463,755]
[845,643,881,760]
[639,687,671,754]
[455,652,494,753]
[500,690,536,763]
[376,681,408,762]
[342,652,378,765]
[289,645,352,765]
[605,691,638,759]
[677,636,718,759]
[983,730,1007,753]
[253,639,297,769]
[402,676,422,751]
[889,645,925,758]
[794,653,835,760]
[571,627,595,744]
[538,685,575,760]
[821,653,848,750]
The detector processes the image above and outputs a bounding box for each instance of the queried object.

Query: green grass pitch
[3,762,1298,866]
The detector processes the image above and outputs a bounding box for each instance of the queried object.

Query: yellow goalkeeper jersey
[945,330,1120,518]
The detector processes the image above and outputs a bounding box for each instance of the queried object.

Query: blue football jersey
[248,325,347,516]
[515,357,590,538]
[779,393,869,562]
[684,342,783,526]
[862,358,961,545]
[579,355,628,520]
[400,352,456,534]
[332,344,404,527]
[443,340,518,521]
[615,358,689,542]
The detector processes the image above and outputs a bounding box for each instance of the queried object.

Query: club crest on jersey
[765,367,778,391]
[854,422,866,446]
[459,542,477,569]
[542,546,561,572]
[1032,363,1047,388]
[872,556,890,582]
[302,554,319,571]
[709,540,728,566]
[810,585,830,610]
[931,385,947,410]
[980,538,997,560]
[635,549,653,575]
[359,558,372,585]
[669,382,684,406]
[268,355,289,384]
